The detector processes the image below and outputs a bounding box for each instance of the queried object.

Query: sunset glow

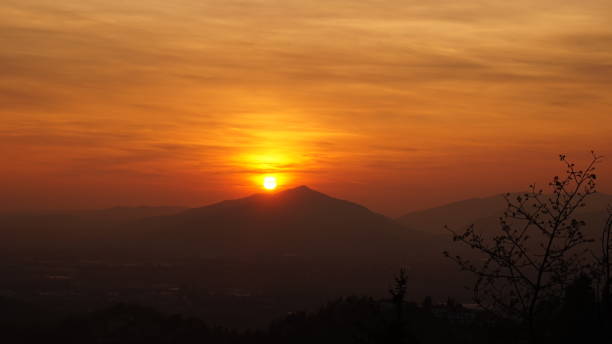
[263,176,278,191]
[2,2,611,339]
[0,1,610,215]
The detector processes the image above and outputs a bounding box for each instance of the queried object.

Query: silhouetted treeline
[0,296,544,343]
[2,277,611,343]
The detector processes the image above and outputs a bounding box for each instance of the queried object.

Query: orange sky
[1,0,611,216]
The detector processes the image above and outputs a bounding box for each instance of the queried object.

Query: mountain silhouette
[123,186,455,302]
[397,194,508,235]
[139,186,415,261]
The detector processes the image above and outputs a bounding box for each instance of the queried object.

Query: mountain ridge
[398,192,612,235]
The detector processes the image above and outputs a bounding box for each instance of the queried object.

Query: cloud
[0,0,611,212]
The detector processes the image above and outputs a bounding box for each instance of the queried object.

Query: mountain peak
[292,185,312,192]
[169,184,391,228]
[139,183,409,260]
[280,185,317,195]
[268,185,333,202]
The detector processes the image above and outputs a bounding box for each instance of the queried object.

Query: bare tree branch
[445,153,602,342]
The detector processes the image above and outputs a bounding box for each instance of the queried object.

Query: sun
[263,176,278,190]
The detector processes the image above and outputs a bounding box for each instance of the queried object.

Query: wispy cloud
[1,0,611,213]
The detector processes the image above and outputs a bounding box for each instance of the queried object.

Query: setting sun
[263,176,278,190]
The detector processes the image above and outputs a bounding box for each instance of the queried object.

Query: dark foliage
[0,295,530,344]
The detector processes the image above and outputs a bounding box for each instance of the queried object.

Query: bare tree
[444,152,602,342]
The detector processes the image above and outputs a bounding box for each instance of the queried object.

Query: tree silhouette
[389,268,408,323]
[386,268,418,344]
[444,152,602,342]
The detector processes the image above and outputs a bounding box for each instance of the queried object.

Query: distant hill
[0,206,188,224]
[397,195,508,235]
[74,206,189,222]
[0,206,188,255]
[398,192,612,237]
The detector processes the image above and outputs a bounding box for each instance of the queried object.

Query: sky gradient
[1,0,611,216]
